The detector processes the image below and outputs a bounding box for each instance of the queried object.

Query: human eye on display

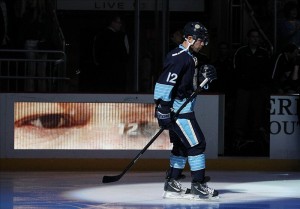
[13,102,170,150]
[15,113,77,129]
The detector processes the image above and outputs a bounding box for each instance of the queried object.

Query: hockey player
[154,21,218,200]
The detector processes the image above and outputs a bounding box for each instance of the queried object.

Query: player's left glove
[155,105,174,129]
[200,64,217,82]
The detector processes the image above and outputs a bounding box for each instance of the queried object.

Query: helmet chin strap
[172,38,195,56]
[185,38,195,50]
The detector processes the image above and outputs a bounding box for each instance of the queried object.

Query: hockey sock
[191,169,205,182]
[166,167,183,179]
[188,154,206,182]
[168,154,187,179]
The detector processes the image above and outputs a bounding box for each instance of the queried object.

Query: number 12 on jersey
[166,72,177,84]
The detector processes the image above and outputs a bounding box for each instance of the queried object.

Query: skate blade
[163,192,220,201]
[191,195,220,201]
[162,191,194,199]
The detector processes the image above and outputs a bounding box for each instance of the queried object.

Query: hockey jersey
[154,45,199,114]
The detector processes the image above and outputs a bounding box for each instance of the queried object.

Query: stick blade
[102,175,121,183]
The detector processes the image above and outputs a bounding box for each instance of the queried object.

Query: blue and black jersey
[154,45,199,114]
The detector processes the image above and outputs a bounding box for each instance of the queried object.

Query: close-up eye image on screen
[14,102,170,150]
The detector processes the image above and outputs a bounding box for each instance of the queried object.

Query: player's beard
[191,45,202,53]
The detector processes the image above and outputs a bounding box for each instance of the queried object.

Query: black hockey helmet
[183,22,209,45]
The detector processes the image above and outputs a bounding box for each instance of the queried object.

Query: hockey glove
[155,105,174,129]
[200,64,217,82]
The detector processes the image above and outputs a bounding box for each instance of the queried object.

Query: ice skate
[191,180,219,200]
[162,178,193,199]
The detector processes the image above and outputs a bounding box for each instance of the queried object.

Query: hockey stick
[102,78,209,183]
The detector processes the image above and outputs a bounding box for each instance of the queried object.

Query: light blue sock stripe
[170,154,187,169]
[188,154,205,171]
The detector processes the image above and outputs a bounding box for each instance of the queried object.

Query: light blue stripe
[176,119,198,146]
[154,83,174,101]
[170,154,187,169]
[188,154,205,171]
[173,98,196,114]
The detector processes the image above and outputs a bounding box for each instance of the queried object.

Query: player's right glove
[155,105,174,129]
[200,64,217,82]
